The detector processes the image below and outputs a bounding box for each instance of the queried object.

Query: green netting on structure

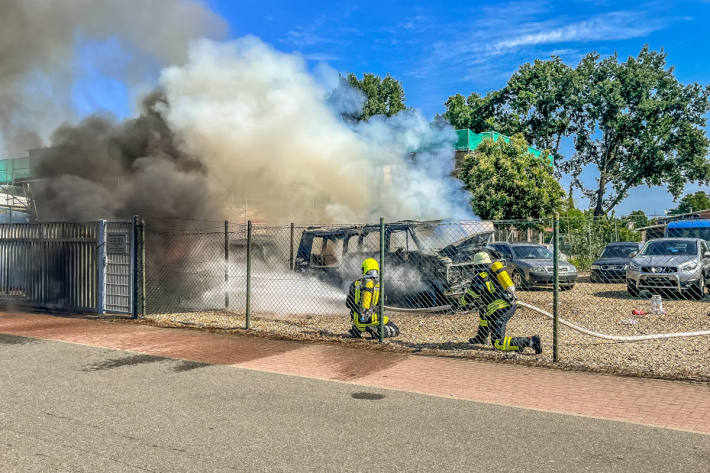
[0,157,31,184]
[455,129,552,166]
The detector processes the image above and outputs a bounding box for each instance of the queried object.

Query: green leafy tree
[669,191,710,214]
[566,46,710,216]
[627,210,650,229]
[458,134,564,219]
[442,58,575,164]
[343,72,407,121]
[445,46,710,217]
[442,92,497,132]
[495,57,577,166]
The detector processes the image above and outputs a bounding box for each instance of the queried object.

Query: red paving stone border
[2,312,709,435]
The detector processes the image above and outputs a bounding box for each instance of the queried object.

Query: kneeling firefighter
[346,258,399,339]
[460,251,542,354]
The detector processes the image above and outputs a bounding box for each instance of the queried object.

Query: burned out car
[294,220,495,308]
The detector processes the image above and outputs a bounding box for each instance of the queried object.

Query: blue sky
[75,0,710,216]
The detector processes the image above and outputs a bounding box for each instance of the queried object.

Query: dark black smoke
[31,93,220,222]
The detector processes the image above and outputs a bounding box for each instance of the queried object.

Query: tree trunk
[594,171,607,217]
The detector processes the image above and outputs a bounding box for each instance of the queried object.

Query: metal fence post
[526,216,532,242]
[132,215,139,319]
[245,220,252,330]
[224,220,229,309]
[553,212,560,362]
[97,219,106,315]
[140,219,146,318]
[379,217,384,343]
[289,222,295,271]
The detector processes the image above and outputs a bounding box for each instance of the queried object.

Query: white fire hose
[516,301,710,341]
[384,304,452,313]
[384,301,710,341]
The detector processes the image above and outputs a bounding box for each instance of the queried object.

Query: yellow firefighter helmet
[473,251,492,265]
[361,258,379,276]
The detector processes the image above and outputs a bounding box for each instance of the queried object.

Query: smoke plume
[157,37,472,223]
[9,2,472,223]
[33,38,472,223]
[0,0,226,157]
[32,92,218,221]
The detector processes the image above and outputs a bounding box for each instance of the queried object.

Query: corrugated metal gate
[0,220,135,313]
[0,222,99,311]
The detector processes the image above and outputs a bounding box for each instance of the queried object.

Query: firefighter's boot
[509,337,533,352]
[365,321,399,339]
[384,321,400,337]
[530,335,542,354]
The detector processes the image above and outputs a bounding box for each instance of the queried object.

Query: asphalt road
[1,333,708,473]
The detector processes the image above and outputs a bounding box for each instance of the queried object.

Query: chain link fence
[141,217,710,381]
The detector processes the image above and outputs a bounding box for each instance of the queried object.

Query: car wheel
[512,270,527,290]
[627,283,639,297]
[689,277,706,300]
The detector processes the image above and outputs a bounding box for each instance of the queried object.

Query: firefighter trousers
[470,306,530,352]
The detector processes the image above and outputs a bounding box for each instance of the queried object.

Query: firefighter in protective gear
[346,258,400,339]
[461,251,542,354]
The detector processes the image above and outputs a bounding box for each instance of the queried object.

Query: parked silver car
[488,242,577,290]
[626,238,710,299]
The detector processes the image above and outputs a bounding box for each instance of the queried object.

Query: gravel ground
[142,277,710,382]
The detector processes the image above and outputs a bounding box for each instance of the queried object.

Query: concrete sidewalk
[1,312,709,435]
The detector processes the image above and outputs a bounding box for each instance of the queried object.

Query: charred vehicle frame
[294,220,495,308]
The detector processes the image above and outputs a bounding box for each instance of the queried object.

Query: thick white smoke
[159,37,474,223]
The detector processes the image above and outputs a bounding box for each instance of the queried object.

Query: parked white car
[626,238,710,299]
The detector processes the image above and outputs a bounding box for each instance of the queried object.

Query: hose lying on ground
[384,305,452,313]
[384,302,710,340]
[516,301,710,341]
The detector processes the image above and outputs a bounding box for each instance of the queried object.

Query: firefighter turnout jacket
[460,262,516,317]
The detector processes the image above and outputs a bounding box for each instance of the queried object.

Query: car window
[310,237,343,266]
[512,245,553,259]
[360,231,380,252]
[640,240,697,256]
[498,245,513,258]
[389,229,418,252]
[343,235,357,255]
[601,245,638,258]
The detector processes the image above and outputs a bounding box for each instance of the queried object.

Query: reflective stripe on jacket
[461,268,515,316]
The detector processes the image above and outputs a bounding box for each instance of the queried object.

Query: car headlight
[591,264,600,270]
[629,262,640,270]
[679,261,698,272]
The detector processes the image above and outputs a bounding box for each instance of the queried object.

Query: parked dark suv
[487,242,577,290]
[294,220,495,307]
[590,242,642,283]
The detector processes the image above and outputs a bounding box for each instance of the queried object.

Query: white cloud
[283,27,334,47]
[411,3,681,84]
[493,11,666,51]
